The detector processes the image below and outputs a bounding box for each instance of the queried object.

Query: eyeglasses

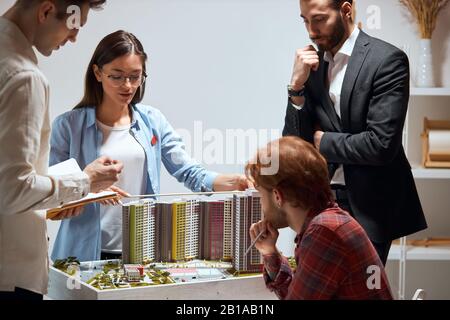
[102,70,147,88]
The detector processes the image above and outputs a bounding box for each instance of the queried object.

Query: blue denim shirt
[50,104,218,261]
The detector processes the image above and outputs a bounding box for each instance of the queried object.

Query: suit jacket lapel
[340,31,370,129]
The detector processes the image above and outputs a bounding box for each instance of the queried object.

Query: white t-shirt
[97,120,147,253]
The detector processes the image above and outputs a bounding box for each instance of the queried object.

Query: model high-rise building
[122,200,155,264]
[199,200,225,260]
[122,189,263,273]
[222,197,233,260]
[185,199,200,260]
[232,189,263,273]
[155,202,173,262]
[171,201,187,261]
[124,199,201,263]
[248,190,263,272]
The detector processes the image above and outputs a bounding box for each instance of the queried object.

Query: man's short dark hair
[330,0,353,10]
[16,0,106,17]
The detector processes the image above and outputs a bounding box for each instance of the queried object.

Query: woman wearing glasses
[50,30,250,262]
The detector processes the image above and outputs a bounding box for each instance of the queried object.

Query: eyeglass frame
[100,69,148,88]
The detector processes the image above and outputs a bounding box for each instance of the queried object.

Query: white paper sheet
[48,159,117,207]
[48,158,82,176]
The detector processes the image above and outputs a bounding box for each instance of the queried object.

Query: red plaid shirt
[263,204,393,300]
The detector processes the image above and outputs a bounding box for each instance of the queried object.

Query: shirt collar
[86,107,96,128]
[294,202,340,245]
[323,25,360,63]
[0,17,38,65]
[86,104,140,129]
[294,210,317,244]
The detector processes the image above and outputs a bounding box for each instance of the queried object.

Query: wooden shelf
[412,167,450,179]
[411,87,450,96]
[388,244,450,261]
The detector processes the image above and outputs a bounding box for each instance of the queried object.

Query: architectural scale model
[122,189,263,273]
[53,258,254,291]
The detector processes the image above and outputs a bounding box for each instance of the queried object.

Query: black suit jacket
[283,30,427,242]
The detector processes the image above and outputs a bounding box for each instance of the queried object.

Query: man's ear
[341,1,353,21]
[37,1,56,23]
[272,188,284,208]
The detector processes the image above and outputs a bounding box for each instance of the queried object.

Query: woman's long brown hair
[75,30,148,109]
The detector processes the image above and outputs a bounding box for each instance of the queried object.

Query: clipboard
[46,158,119,219]
[46,191,119,219]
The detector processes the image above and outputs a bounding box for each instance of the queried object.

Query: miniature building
[123,264,144,276]
[122,200,155,264]
[199,200,225,260]
[232,190,263,273]
[223,197,233,260]
[123,264,142,282]
[155,202,173,262]
[184,199,200,260]
[172,201,187,261]
[122,189,263,273]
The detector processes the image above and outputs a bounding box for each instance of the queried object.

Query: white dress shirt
[292,26,360,186]
[0,17,90,294]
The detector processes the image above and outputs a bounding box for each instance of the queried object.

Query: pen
[245,229,265,256]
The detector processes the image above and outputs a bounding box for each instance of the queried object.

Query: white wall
[1,0,450,298]
[0,0,307,257]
